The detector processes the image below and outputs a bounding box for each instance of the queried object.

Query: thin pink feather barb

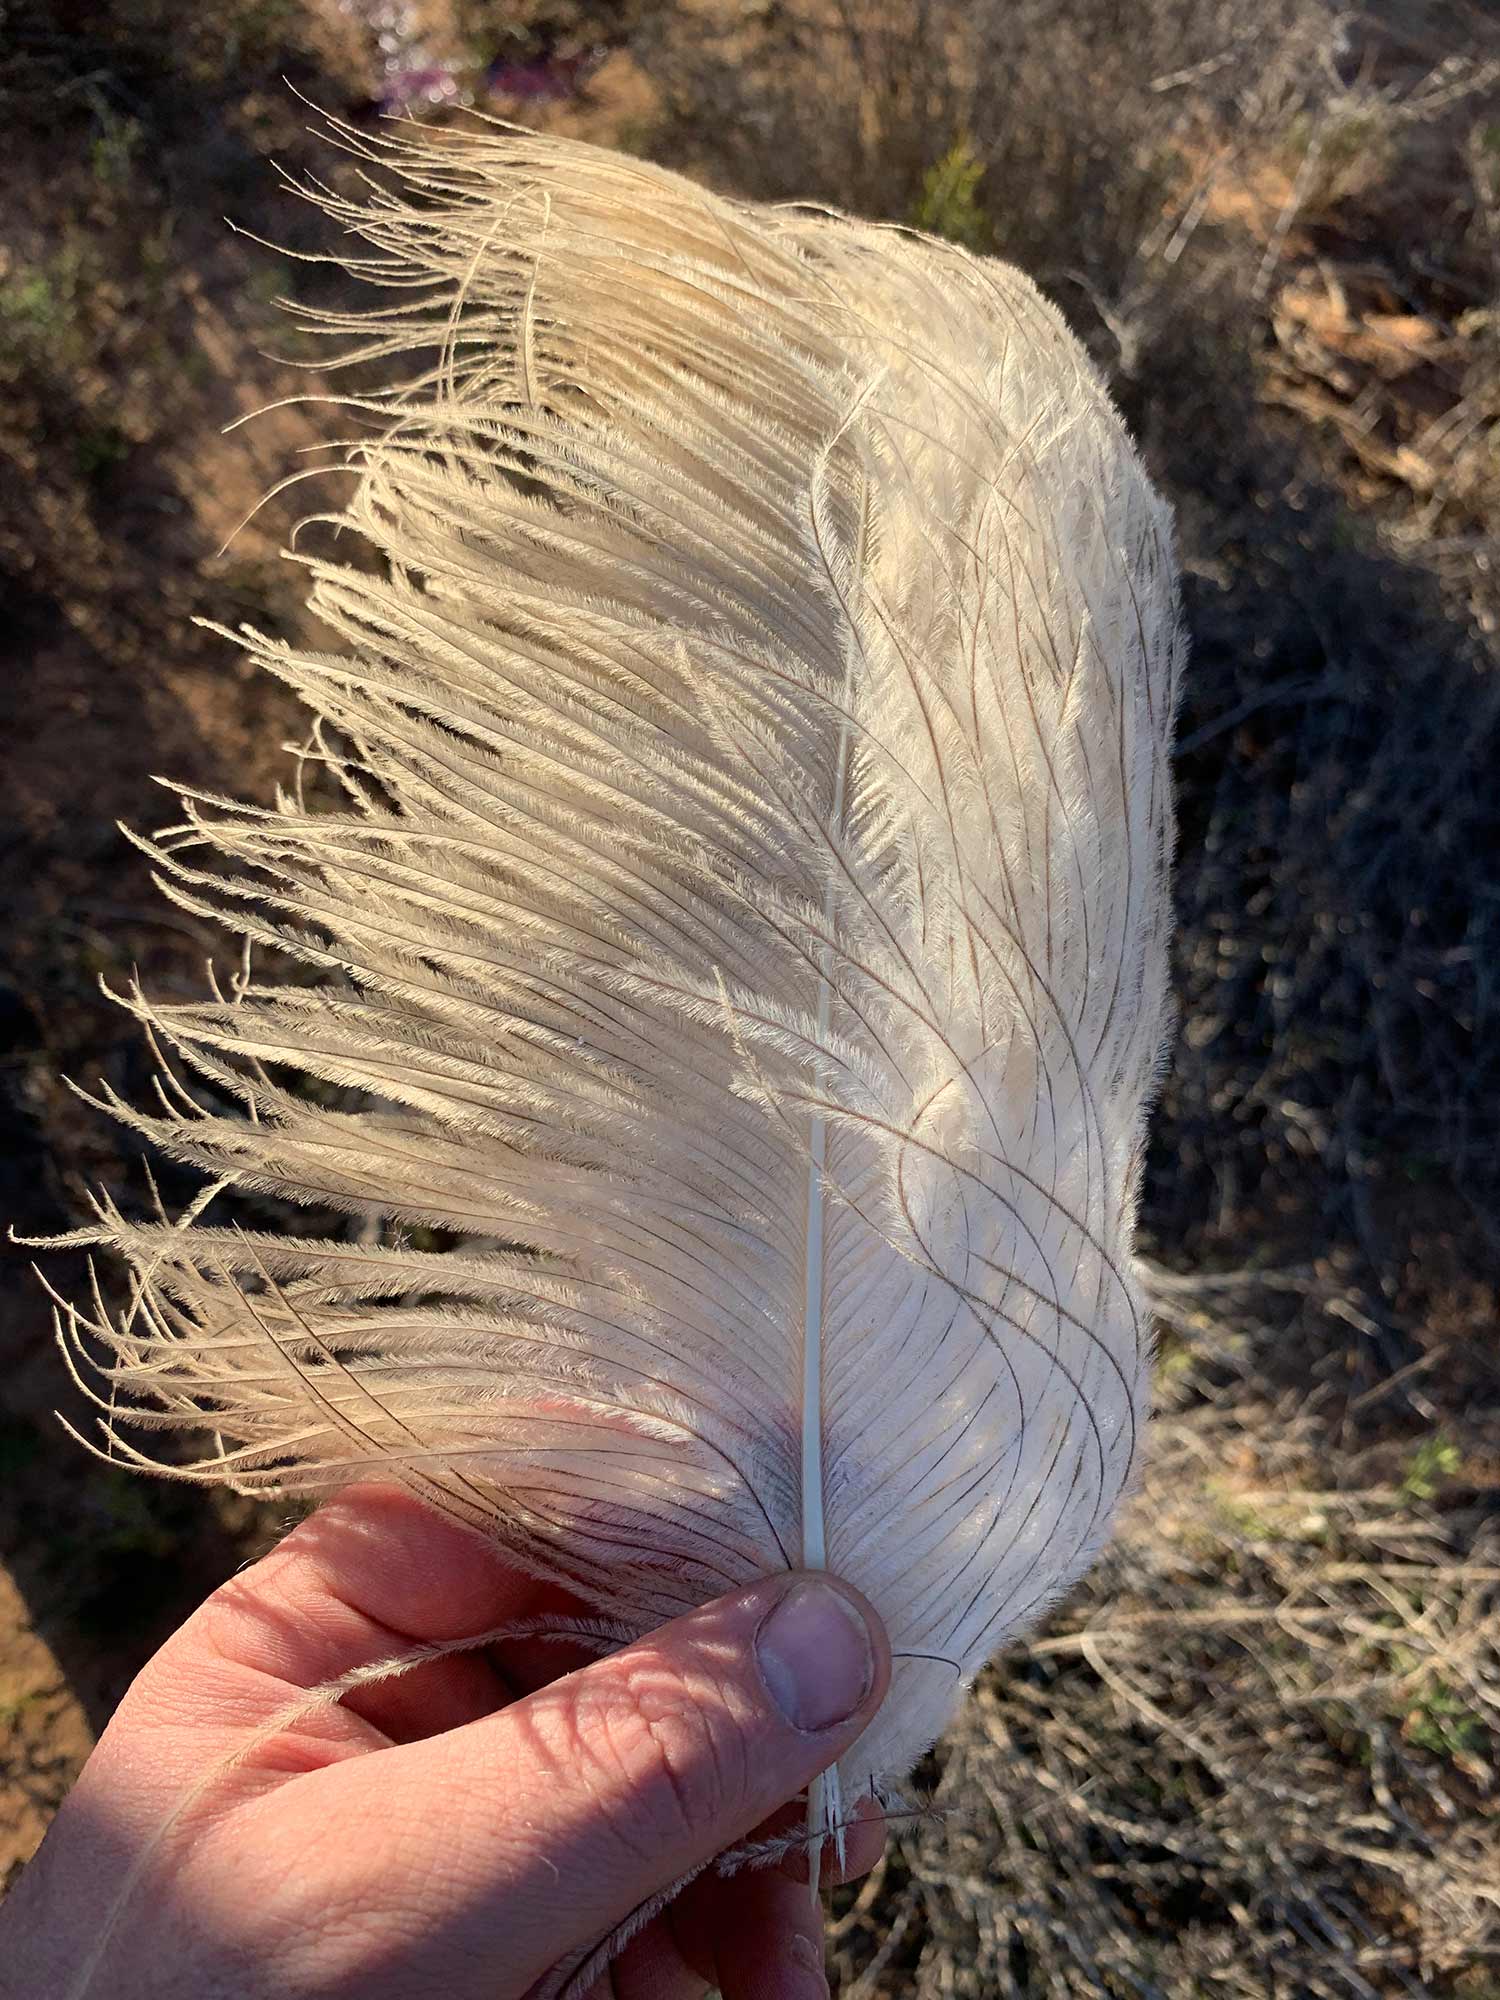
[44,122,1181,1884]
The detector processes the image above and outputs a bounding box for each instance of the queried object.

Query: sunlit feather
[47,123,1182,1848]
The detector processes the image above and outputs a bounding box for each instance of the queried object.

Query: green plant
[89,1469,179,1563]
[89,109,141,189]
[1401,1433,1462,1502]
[0,271,66,361]
[1404,1676,1487,1762]
[245,258,294,312]
[1208,1488,1283,1542]
[1276,102,1396,214]
[219,0,300,71]
[74,422,130,481]
[911,137,991,249]
[0,1690,46,1731]
[0,240,97,374]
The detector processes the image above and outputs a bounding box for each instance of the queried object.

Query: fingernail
[789,1930,830,1996]
[756,1580,874,1730]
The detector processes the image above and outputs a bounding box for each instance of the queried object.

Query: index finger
[143,1485,558,1743]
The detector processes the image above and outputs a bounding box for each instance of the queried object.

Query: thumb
[332,1572,890,1993]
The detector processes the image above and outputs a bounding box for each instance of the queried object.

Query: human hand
[0,1485,890,2000]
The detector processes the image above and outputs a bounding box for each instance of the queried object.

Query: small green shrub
[911,137,991,250]
[1401,1433,1462,1502]
[89,110,142,189]
[74,422,130,481]
[0,243,96,375]
[1405,1677,1487,1762]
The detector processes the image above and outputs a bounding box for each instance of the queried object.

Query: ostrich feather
[49,124,1181,1850]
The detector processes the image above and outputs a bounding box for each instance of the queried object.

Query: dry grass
[1,0,1498,1991]
[827,1265,1500,1994]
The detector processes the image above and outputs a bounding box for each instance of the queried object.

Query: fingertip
[754,1577,880,1733]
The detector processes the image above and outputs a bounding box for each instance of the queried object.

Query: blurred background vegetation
[1,1,1498,1993]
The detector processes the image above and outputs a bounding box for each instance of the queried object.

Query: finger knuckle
[562,1663,751,1858]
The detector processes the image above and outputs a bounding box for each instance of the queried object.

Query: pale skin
[0,1485,891,2000]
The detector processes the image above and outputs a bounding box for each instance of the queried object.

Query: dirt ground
[2,3,1498,1993]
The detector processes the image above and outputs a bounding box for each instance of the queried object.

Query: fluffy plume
[47,124,1181,1848]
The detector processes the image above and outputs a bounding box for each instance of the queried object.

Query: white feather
[51,125,1182,1838]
